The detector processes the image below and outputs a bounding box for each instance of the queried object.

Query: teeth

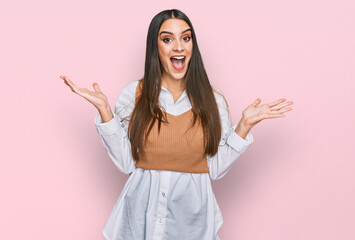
[171,56,185,60]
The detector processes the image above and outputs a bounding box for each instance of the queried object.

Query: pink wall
[1,0,354,239]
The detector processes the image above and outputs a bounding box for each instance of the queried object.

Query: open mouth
[170,56,185,71]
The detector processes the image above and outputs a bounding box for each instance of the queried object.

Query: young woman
[61,9,293,240]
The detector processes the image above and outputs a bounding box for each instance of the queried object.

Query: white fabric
[94,80,254,240]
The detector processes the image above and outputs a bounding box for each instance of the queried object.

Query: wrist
[97,104,114,123]
[239,117,252,130]
[234,117,252,140]
[97,102,111,113]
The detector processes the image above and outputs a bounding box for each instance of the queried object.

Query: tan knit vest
[134,80,209,173]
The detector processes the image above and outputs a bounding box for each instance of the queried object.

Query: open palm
[243,98,293,128]
[60,75,108,109]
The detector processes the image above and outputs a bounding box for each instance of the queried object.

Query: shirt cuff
[225,124,254,153]
[94,111,124,136]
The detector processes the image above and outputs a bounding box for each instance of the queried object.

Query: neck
[161,74,186,93]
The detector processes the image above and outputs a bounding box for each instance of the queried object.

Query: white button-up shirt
[94,80,254,240]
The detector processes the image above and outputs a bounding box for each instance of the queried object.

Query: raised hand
[242,98,294,129]
[60,75,109,110]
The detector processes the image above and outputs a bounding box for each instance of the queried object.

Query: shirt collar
[161,84,187,105]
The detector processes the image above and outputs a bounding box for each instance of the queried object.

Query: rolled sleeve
[207,87,255,180]
[93,110,135,175]
[94,111,125,136]
[225,124,254,153]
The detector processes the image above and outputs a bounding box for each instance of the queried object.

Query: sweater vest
[134,80,209,173]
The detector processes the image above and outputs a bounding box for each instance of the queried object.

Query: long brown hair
[128,9,222,162]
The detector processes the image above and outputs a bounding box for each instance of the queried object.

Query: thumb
[251,98,261,107]
[93,82,102,93]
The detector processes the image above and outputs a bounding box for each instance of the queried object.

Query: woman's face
[157,18,193,81]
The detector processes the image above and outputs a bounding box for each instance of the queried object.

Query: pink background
[1,0,354,239]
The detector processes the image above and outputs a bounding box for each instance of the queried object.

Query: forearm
[208,116,254,180]
[234,117,252,140]
[97,104,114,123]
[94,111,136,175]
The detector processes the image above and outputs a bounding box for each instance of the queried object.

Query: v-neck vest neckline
[163,108,192,118]
[133,80,210,173]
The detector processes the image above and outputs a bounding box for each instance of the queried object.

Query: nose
[173,38,184,52]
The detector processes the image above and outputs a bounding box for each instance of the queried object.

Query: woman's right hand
[60,75,109,110]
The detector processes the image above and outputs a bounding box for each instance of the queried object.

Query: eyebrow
[159,29,191,35]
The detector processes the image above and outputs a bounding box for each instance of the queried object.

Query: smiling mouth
[170,56,185,71]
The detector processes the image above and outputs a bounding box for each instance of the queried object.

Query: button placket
[152,171,171,239]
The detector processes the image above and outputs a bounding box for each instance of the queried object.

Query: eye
[183,36,191,41]
[163,37,171,43]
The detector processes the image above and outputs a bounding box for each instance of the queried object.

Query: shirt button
[162,192,165,197]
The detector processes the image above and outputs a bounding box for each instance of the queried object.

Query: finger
[267,114,286,118]
[63,76,78,87]
[267,98,286,107]
[251,98,261,107]
[279,107,293,114]
[254,111,286,122]
[61,76,75,91]
[261,113,286,119]
[63,76,80,93]
[64,79,77,92]
[93,82,102,93]
[270,107,292,115]
[271,101,294,111]
[63,80,74,90]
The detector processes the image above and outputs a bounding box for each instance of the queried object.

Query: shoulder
[211,85,233,134]
[211,85,229,109]
[115,80,140,108]
[114,80,140,119]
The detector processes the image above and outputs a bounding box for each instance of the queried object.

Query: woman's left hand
[242,98,294,129]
